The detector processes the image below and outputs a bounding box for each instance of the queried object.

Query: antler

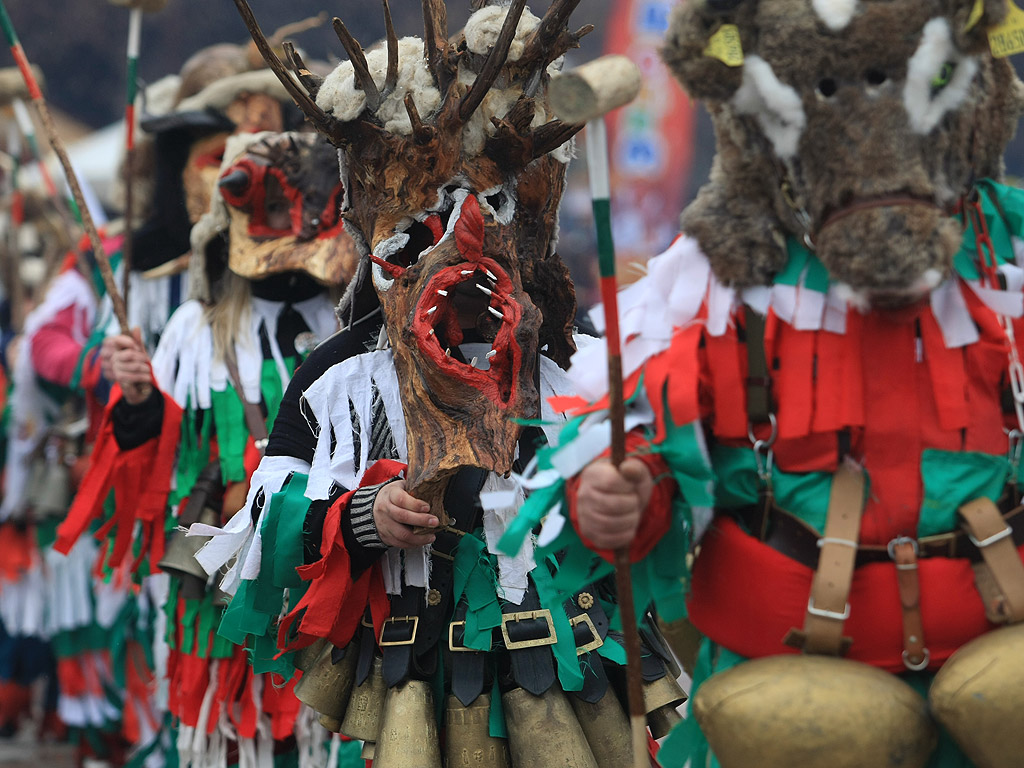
[283,42,323,101]
[519,0,589,70]
[332,17,382,113]
[382,0,400,96]
[422,0,451,92]
[231,0,339,139]
[459,0,529,121]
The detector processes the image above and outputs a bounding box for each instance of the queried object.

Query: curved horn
[382,0,400,96]
[421,0,450,91]
[332,17,382,113]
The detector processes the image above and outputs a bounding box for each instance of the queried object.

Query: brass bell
[293,641,358,731]
[502,687,598,768]
[34,460,71,518]
[642,673,687,739]
[930,623,1024,768]
[373,680,442,768]
[339,654,387,742]
[658,616,703,679]
[360,742,376,761]
[292,638,329,673]
[693,655,936,768]
[445,693,511,768]
[158,507,218,581]
[568,691,632,768]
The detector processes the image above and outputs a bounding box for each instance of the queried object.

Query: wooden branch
[520,0,583,67]
[382,0,399,96]
[421,0,450,91]
[333,16,381,112]
[404,93,435,143]
[283,42,323,101]
[531,119,583,158]
[506,94,536,133]
[231,0,338,137]
[459,0,528,121]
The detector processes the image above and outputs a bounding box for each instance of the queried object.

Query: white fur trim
[316,37,442,135]
[732,55,806,159]
[812,0,859,30]
[903,18,979,134]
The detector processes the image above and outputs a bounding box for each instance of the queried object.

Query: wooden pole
[0,1,128,329]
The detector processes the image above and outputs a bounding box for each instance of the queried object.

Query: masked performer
[199,3,687,766]
[55,129,355,768]
[553,2,1024,768]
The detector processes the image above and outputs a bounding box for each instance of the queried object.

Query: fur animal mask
[664,0,1024,306]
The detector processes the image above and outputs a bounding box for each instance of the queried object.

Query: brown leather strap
[784,461,865,655]
[224,353,270,456]
[743,306,772,426]
[959,497,1024,623]
[891,539,928,669]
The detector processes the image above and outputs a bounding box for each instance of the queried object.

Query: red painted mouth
[411,256,523,407]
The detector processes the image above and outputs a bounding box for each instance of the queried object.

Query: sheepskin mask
[664,0,1024,306]
[235,0,584,506]
[216,131,357,285]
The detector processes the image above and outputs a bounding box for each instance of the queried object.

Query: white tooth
[427,306,437,315]
[476,284,492,296]
[488,306,503,319]
[470,356,478,368]
[437,289,449,296]
[445,348,451,357]
[486,350,496,359]
[428,328,435,336]
[461,270,474,276]
[484,269,497,281]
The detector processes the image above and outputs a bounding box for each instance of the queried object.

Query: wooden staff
[0,0,128,328]
[120,6,142,310]
[550,55,649,768]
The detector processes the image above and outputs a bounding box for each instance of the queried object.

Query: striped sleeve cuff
[348,480,396,550]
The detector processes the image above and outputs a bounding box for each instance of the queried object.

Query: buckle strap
[890,537,929,670]
[784,461,864,656]
[959,497,1024,623]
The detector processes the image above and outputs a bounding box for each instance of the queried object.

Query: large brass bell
[158,507,218,581]
[340,654,387,742]
[373,680,442,768]
[292,638,329,673]
[693,655,936,768]
[33,459,71,518]
[445,693,511,768]
[643,672,687,739]
[502,687,598,768]
[658,616,703,679]
[568,691,632,768]
[929,623,1024,768]
[293,641,358,733]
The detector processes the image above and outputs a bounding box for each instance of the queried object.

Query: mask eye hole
[816,78,838,99]
[865,69,887,87]
[486,191,507,211]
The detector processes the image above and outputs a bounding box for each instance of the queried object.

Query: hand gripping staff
[549,55,650,768]
[0,0,129,329]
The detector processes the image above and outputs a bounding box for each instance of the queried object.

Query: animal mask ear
[949,0,1009,52]
[661,0,756,101]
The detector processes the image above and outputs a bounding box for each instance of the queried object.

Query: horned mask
[236,0,584,502]
[190,131,357,301]
[664,0,1024,306]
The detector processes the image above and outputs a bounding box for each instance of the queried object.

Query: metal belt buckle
[806,596,850,621]
[379,615,419,647]
[569,613,603,656]
[448,620,476,653]
[968,525,1013,549]
[500,609,557,650]
[887,535,919,560]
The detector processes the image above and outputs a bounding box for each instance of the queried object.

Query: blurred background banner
[603,0,695,265]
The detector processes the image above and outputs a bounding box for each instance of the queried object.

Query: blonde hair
[205,269,253,364]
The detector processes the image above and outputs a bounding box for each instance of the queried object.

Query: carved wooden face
[217,132,356,285]
[666,0,1023,304]
[342,93,567,491]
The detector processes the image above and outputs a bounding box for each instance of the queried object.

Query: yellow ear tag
[964,0,984,32]
[703,24,744,67]
[989,0,1024,58]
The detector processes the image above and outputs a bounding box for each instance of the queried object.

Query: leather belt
[733,499,1024,569]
